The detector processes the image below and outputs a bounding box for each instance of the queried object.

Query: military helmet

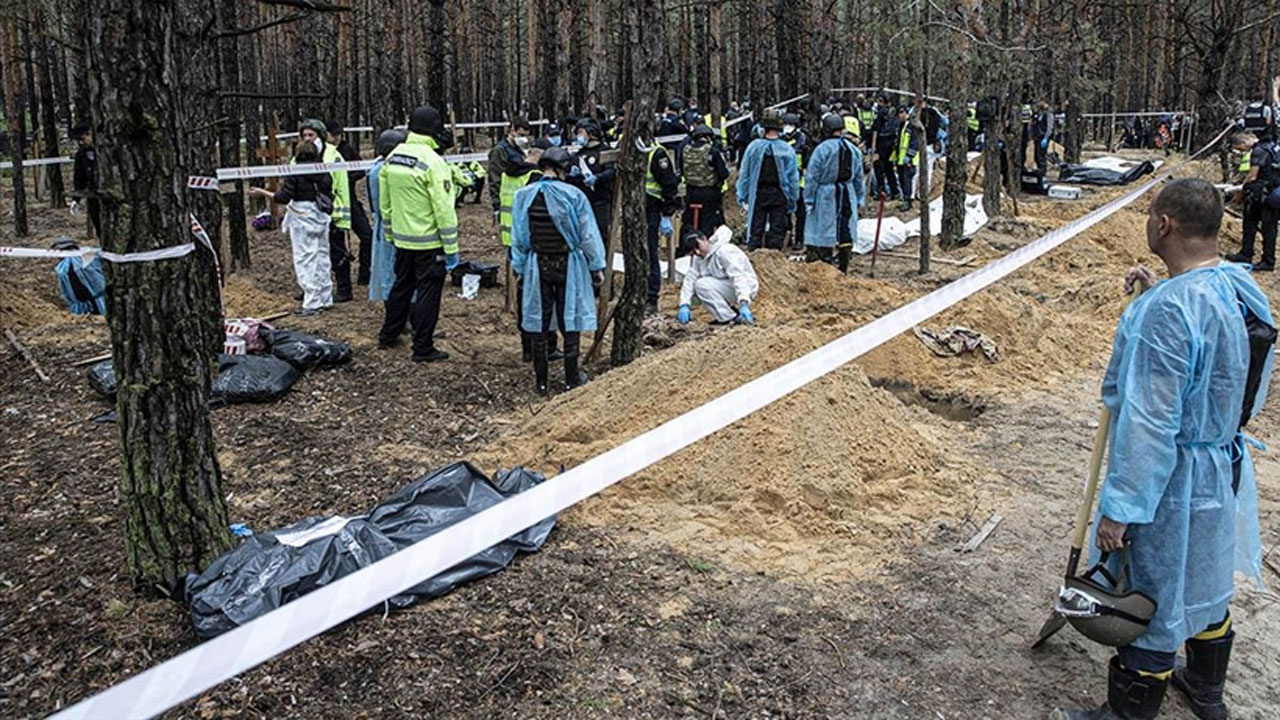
[1054,557,1157,647]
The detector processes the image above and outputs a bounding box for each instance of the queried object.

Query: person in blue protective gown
[1054,178,1271,720]
[365,128,406,302]
[736,108,799,251]
[803,113,866,273]
[510,147,607,396]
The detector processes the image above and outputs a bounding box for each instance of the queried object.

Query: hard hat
[375,128,407,157]
[538,146,573,173]
[822,114,846,134]
[1054,558,1157,648]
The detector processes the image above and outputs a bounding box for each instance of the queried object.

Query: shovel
[1032,286,1142,649]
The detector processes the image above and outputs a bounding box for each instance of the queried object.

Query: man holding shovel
[1054,179,1272,720]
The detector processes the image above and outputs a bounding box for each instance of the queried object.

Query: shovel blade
[1032,610,1068,649]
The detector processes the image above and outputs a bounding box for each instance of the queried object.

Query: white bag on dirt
[854,216,909,254]
[904,194,989,240]
[459,273,480,300]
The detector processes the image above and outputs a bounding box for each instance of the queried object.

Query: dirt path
[2,159,1276,718]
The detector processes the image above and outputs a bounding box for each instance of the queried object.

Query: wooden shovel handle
[1071,406,1112,551]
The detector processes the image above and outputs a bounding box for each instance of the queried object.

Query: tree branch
[217,91,331,99]
[216,12,308,38]
[252,0,351,11]
[1236,7,1280,34]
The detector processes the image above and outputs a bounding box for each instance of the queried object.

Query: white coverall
[679,226,759,322]
[281,200,334,310]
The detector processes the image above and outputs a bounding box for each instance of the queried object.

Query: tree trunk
[613,0,664,368]
[84,0,233,595]
[217,0,250,271]
[981,107,1002,218]
[36,9,66,209]
[1,16,29,237]
[941,22,969,251]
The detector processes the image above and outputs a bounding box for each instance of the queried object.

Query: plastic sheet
[1058,160,1156,186]
[185,462,555,638]
[88,354,299,404]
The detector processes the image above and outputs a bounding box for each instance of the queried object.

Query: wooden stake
[880,251,975,267]
[959,513,1003,553]
[5,328,51,383]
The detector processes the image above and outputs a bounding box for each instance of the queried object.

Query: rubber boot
[1052,657,1168,720]
[532,333,549,396]
[1172,631,1232,720]
[521,331,533,363]
[563,332,584,390]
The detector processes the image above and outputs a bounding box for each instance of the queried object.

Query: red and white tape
[187,175,219,191]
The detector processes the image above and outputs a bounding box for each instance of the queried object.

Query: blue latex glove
[659,216,674,238]
[583,170,597,189]
[445,252,460,271]
[677,304,691,324]
[569,165,581,177]
[737,301,755,325]
[1040,137,1049,149]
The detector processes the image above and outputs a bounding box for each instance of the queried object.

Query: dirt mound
[475,323,983,581]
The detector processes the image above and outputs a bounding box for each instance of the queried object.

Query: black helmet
[375,128,407,157]
[576,118,603,139]
[538,146,573,173]
[761,108,784,131]
[782,113,800,127]
[667,97,685,112]
[822,113,845,134]
[691,124,715,140]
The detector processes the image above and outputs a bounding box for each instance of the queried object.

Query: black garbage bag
[1057,161,1155,186]
[212,354,300,403]
[87,359,117,398]
[185,462,555,639]
[87,354,298,404]
[259,328,352,369]
[450,260,501,288]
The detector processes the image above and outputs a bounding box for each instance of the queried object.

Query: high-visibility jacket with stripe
[500,168,537,247]
[892,125,919,166]
[645,146,668,199]
[858,108,875,133]
[1020,104,1033,125]
[378,132,458,254]
[705,113,728,144]
[843,115,861,139]
[967,107,979,132]
[293,143,350,230]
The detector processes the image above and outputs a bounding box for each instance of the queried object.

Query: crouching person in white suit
[675,225,760,326]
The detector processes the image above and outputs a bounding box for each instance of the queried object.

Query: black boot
[1052,657,1168,720]
[1225,251,1253,264]
[563,333,584,389]
[1172,631,1232,720]
[521,331,533,363]
[532,334,549,396]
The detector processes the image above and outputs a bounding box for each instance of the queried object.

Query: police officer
[871,95,901,200]
[645,135,682,314]
[1227,107,1279,272]
[892,106,920,212]
[658,98,689,152]
[326,120,375,287]
[299,118,354,302]
[568,119,617,243]
[376,106,459,362]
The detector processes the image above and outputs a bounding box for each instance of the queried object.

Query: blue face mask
[576,135,588,146]
[549,136,561,147]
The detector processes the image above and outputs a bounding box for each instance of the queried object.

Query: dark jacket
[646,147,682,215]
[335,140,366,184]
[273,172,333,207]
[487,137,539,208]
[567,142,617,207]
[73,146,97,192]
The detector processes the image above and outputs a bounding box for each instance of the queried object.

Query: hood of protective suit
[705,225,734,258]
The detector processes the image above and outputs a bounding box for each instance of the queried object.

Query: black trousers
[329,225,353,298]
[747,185,789,251]
[532,254,580,388]
[511,247,557,356]
[1034,139,1048,173]
[682,185,724,238]
[874,138,900,198]
[792,196,807,249]
[646,204,663,303]
[1241,198,1278,265]
[350,194,373,285]
[380,247,445,355]
[897,164,917,202]
[87,199,102,239]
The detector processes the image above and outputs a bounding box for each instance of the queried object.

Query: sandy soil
[1,157,1276,719]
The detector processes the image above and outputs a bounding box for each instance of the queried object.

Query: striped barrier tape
[0,156,74,170]
[49,122,1235,720]
[187,176,219,191]
[1,243,196,263]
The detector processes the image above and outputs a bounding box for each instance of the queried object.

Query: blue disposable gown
[802,137,866,248]
[735,138,800,240]
[55,255,106,315]
[510,178,607,333]
[1091,264,1271,653]
[365,158,396,301]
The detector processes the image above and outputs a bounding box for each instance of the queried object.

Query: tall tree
[35,3,65,208]
[84,0,233,594]
[1,11,29,237]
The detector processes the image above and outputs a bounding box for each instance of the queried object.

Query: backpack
[682,141,717,188]
[1233,297,1276,493]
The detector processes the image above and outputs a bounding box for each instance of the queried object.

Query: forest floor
[1,152,1277,719]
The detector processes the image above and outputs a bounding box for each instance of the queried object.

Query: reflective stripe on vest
[893,126,918,166]
[645,147,667,199]
[499,170,535,247]
[967,108,979,132]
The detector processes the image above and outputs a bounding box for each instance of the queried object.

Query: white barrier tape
[0,156,74,170]
[187,176,219,191]
[2,243,196,263]
[217,150,491,181]
[52,122,1233,720]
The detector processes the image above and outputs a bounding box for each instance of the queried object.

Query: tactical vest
[683,142,718,188]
